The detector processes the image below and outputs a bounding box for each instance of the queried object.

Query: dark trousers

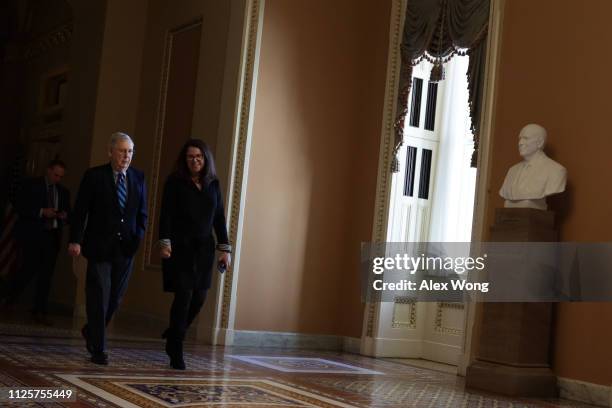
[85,255,134,353]
[7,230,59,313]
[169,289,207,340]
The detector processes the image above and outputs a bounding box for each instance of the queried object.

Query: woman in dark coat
[158,139,231,369]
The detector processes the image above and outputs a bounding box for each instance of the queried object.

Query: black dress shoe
[169,355,186,370]
[81,325,94,354]
[165,339,186,370]
[90,352,108,365]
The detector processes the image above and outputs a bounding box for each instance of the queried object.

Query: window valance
[393,0,490,171]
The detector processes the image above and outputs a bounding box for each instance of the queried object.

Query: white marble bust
[499,124,567,210]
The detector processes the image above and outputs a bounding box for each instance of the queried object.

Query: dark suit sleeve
[159,176,177,241]
[212,181,229,245]
[14,179,41,220]
[60,186,71,225]
[70,169,94,244]
[136,171,148,240]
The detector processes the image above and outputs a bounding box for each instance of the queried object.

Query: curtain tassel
[430,59,445,83]
[391,154,400,173]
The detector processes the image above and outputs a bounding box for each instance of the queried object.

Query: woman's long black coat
[159,173,229,292]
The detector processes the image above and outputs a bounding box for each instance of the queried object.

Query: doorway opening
[385,55,476,366]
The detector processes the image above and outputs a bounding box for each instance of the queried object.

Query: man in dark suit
[68,132,147,365]
[1,159,70,325]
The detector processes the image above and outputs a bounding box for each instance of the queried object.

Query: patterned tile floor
[0,319,599,407]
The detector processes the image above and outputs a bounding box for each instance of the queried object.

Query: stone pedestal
[466,208,557,397]
[489,208,557,241]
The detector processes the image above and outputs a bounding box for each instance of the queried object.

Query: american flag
[0,150,24,279]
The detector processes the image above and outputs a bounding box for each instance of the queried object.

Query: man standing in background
[68,132,147,365]
[0,159,70,325]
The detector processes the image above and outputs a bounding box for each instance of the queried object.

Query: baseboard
[229,330,361,352]
[360,336,423,357]
[558,377,612,407]
[21,302,364,354]
[45,303,173,341]
[466,361,557,398]
[213,328,234,346]
[73,303,86,319]
[111,309,169,338]
[343,336,361,354]
[42,301,74,317]
[421,340,461,366]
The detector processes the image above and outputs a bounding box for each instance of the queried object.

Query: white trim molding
[360,0,406,355]
[362,336,423,358]
[211,0,266,345]
[361,0,506,369]
[458,0,506,376]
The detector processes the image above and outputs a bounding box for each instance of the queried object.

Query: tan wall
[89,0,148,166]
[76,0,152,321]
[53,0,108,310]
[119,0,232,322]
[487,0,612,386]
[0,0,75,311]
[235,0,390,337]
[27,0,232,326]
[0,0,77,310]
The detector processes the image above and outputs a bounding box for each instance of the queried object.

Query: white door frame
[206,0,266,345]
[360,0,506,375]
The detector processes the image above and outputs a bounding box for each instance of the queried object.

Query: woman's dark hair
[174,139,217,185]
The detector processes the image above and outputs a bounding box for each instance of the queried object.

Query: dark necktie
[116,173,127,212]
[46,184,55,229]
[47,184,55,208]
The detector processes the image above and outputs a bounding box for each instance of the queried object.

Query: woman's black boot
[165,330,186,370]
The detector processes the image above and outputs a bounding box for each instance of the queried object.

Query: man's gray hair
[109,132,134,149]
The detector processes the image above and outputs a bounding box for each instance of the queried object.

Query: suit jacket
[13,176,71,242]
[70,163,148,261]
[159,174,229,292]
